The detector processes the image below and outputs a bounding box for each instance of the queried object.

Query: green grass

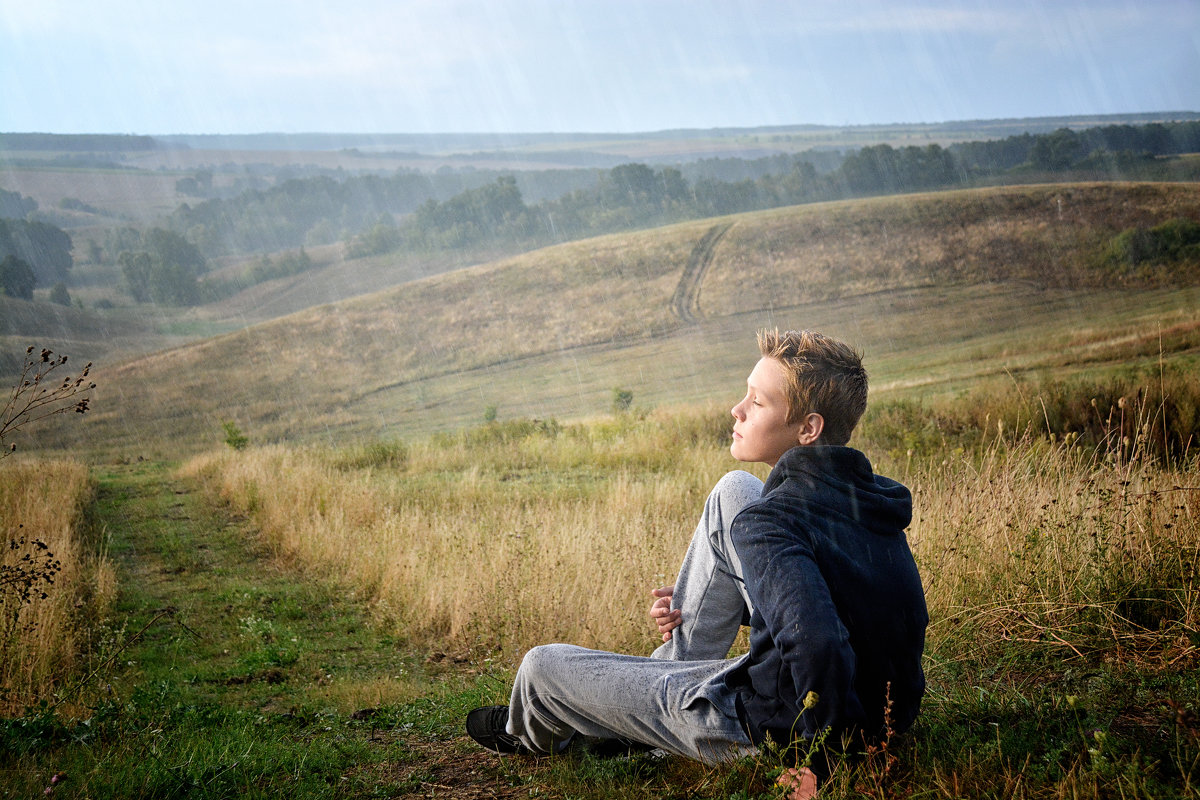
[0,462,497,798]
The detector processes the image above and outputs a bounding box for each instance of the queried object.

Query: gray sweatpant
[507,470,765,763]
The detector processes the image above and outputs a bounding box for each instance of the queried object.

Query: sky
[1,0,1197,135]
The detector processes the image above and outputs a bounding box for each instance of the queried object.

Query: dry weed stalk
[1,346,95,458]
[851,682,900,798]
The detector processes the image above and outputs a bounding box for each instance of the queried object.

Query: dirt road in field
[94,463,538,799]
[671,221,733,323]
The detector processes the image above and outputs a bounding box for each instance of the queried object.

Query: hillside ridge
[17,181,1200,456]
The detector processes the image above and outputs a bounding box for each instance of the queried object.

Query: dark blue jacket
[724,445,927,758]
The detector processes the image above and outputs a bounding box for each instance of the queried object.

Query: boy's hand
[776,767,819,799]
[649,585,681,641]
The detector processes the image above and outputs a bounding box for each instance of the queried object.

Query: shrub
[221,421,248,451]
[611,387,634,414]
[333,439,408,471]
[47,283,70,306]
[452,417,562,448]
[0,255,35,300]
[1103,217,1200,284]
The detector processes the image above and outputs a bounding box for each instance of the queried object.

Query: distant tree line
[171,173,442,255]
[164,165,621,252]
[677,150,846,184]
[0,133,159,152]
[952,121,1200,173]
[164,166,597,257]
[152,119,1200,271]
[342,120,1200,256]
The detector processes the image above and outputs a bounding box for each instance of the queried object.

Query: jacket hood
[763,445,912,533]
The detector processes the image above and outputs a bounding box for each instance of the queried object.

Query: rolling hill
[15,181,1200,458]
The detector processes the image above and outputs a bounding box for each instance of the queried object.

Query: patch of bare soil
[362,739,556,799]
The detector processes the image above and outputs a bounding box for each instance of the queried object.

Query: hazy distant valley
[2,114,1199,455]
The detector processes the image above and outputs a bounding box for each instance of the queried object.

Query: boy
[466,330,927,797]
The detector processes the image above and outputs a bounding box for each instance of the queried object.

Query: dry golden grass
[183,403,1200,673]
[182,421,742,660]
[28,181,1200,459]
[0,459,112,710]
[909,438,1200,667]
[705,183,1200,312]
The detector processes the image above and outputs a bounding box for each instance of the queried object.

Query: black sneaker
[465,705,529,755]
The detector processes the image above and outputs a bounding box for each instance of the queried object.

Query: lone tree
[48,282,71,306]
[0,255,35,300]
[0,219,74,287]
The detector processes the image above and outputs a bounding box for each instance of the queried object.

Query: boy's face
[730,357,803,467]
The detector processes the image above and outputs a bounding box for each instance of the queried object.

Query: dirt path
[88,461,538,799]
[670,221,733,323]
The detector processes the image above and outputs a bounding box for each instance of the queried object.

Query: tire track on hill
[671,221,733,323]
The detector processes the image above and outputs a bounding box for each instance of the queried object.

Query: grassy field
[0,165,186,221]
[1,461,498,798]
[2,393,1198,798]
[2,178,1199,796]
[198,394,1200,798]
[12,182,1200,459]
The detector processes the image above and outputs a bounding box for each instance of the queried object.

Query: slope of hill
[0,295,163,376]
[17,182,1200,457]
[199,245,505,326]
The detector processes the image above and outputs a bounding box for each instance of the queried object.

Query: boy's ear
[797,412,825,446]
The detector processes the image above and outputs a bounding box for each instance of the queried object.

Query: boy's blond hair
[757,329,868,447]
